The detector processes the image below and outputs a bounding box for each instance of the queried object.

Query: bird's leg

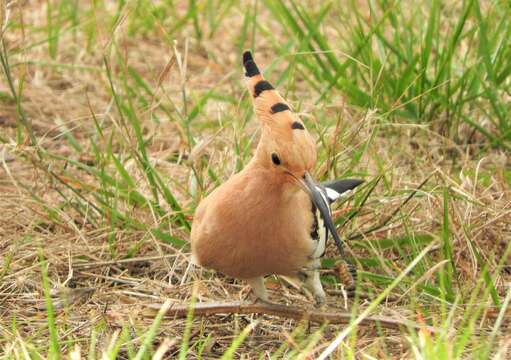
[300,259,326,306]
[246,277,269,302]
[300,263,321,271]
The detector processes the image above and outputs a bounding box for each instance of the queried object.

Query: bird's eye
[271,153,281,165]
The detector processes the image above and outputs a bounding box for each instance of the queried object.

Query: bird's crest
[243,51,308,132]
[242,51,316,175]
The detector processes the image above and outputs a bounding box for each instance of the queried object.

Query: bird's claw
[313,293,326,307]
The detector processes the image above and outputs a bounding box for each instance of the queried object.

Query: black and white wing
[309,179,364,259]
[322,179,365,203]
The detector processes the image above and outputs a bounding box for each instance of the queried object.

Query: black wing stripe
[310,202,319,241]
[243,51,260,77]
[323,179,364,196]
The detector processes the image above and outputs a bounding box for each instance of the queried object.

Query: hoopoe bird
[190,52,363,304]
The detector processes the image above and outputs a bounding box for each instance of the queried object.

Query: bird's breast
[190,175,317,278]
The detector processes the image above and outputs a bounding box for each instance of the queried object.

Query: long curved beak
[300,172,345,256]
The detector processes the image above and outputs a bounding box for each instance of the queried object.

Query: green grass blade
[39,250,60,359]
[220,321,258,360]
[134,300,172,360]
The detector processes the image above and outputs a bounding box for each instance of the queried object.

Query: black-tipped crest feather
[271,103,290,114]
[242,51,260,77]
[254,80,274,97]
[291,121,305,130]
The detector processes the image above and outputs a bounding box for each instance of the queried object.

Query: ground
[1,0,511,358]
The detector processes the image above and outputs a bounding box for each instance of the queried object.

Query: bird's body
[191,158,315,279]
[191,52,362,304]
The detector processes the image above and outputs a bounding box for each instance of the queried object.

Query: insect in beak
[300,172,346,256]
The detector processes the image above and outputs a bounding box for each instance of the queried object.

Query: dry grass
[1,0,511,358]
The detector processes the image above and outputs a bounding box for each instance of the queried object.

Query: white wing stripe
[315,186,332,215]
[325,187,341,201]
[311,186,332,259]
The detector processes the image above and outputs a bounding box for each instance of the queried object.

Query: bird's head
[243,51,317,186]
[243,51,349,255]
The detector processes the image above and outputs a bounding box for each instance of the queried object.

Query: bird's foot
[301,267,327,307]
[300,263,321,271]
[313,291,326,307]
[246,277,269,303]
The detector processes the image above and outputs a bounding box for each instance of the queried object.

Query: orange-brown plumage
[191,158,315,279]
